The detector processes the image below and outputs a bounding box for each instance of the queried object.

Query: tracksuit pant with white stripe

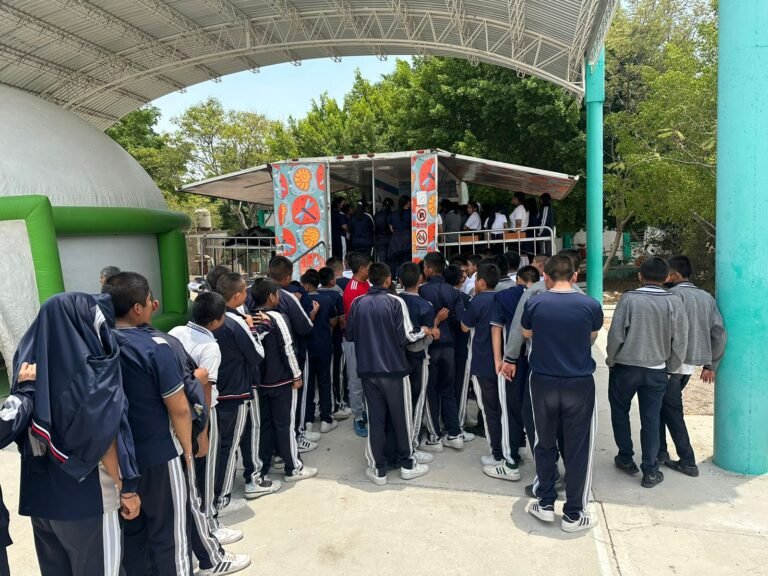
[123,456,194,576]
[363,376,415,475]
[258,384,304,476]
[530,373,596,518]
[472,375,509,463]
[32,510,122,576]
[425,346,461,439]
[185,458,225,570]
[407,354,429,450]
[196,407,220,534]
[306,354,334,424]
[214,400,249,509]
[238,396,264,484]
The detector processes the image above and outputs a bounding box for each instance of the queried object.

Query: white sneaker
[244,476,281,499]
[198,552,251,575]
[483,460,521,481]
[561,512,596,533]
[443,435,465,450]
[320,420,339,433]
[481,454,502,466]
[216,498,247,518]
[528,502,555,523]
[414,450,434,464]
[272,456,285,470]
[285,465,319,482]
[366,467,387,486]
[419,438,444,453]
[297,438,318,453]
[461,431,476,442]
[400,462,429,480]
[212,526,243,546]
[302,430,322,442]
[332,406,353,420]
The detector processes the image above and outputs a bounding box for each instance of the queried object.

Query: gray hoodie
[669,282,727,372]
[606,285,688,373]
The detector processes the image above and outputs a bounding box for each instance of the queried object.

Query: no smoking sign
[416,208,428,222]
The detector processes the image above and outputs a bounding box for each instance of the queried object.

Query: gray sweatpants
[342,339,366,420]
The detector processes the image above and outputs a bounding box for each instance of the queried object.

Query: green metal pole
[714,0,768,474]
[585,50,605,303]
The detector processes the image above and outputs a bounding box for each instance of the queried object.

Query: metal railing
[437,225,556,256]
[199,234,275,277]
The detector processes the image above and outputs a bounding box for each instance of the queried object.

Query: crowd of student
[0,242,725,575]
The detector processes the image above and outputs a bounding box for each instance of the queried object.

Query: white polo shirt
[169,322,222,408]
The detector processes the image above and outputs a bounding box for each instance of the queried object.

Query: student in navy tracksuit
[12,292,139,576]
[348,263,430,485]
[318,266,351,419]
[444,265,473,428]
[302,269,344,432]
[211,274,265,515]
[462,261,521,482]
[419,252,467,451]
[521,256,603,532]
[250,279,319,483]
[102,273,197,575]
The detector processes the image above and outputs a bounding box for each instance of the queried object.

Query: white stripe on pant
[205,406,220,532]
[219,403,248,508]
[102,510,121,576]
[168,458,191,576]
[186,456,224,567]
[497,373,514,464]
[410,355,430,450]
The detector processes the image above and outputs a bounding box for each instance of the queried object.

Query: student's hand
[701,369,715,384]
[18,362,36,382]
[436,308,450,324]
[310,300,320,320]
[196,432,209,458]
[243,314,254,328]
[495,359,504,376]
[254,311,270,324]
[501,362,516,380]
[120,493,141,520]
[431,327,441,340]
[293,379,304,390]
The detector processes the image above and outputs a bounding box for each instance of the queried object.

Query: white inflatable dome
[0,85,166,209]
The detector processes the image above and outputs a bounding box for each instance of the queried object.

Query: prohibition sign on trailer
[416,229,428,246]
[417,208,427,222]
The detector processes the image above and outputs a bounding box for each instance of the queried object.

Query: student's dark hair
[640,256,669,283]
[102,272,150,318]
[533,254,549,266]
[467,254,483,266]
[318,267,336,287]
[540,193,552,207]
[300,269,320,288]
[557,248,581,271]
[468,201,480,211]
[216,272,246,302]
[494,253,509,276]
[382,197,394,209]
[347,251,371,274]
[331,197,343,210]
[513,192,525,204]
[399,262,422,289]
[100,265,121,279]
[368,262,391,287]
[449,254,468,267]
[524,197,538,215]
[503,251,521,273]
[398,195,410,210]
[443,264,463,288]
[441,199,454,212]
[544,254,575,282]
[516,265,541,285]
[192,291,226,326]
[206,265,230,292]
[423,251,445,274]
[325,256,343,271]
[477,260,500,289]
[668,255,692,279]
[250,278,280,307]
[268,255,293,282]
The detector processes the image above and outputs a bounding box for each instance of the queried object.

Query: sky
[151,56,398,133]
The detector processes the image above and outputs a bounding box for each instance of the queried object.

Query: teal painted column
[714,0,768,474]
[585,50,605,303]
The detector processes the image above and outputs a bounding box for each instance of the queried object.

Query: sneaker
[212,526,243,546]
[297,438,318,453]
[481,454,502,466]
[332,406,352,420]
[561,512,596,533]
[320,420,339,433]
[272,456,285,470]
[657,450,671,464]
[641,470,665,488]
[483,460,521,482]
[244,476,281,499]
[614,455,640,475]
[443,435,465,450]
[198,552,251,575]
[353,419,368,438]
[527,502,555,523]
[400,462,429,480]
[525,478,562,497]
[419,438,444,453]
[460,431,476,442]
[414,450,434,464]
[666,460,699,477]
[285,465,319,482]
[524,483,537,498]
[302,430,322,442]
[366,467,387,486]
[216,498,247,518]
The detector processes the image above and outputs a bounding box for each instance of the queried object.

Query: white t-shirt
[169,323,222,408]
[511,205,528,229]
[463,272,476,295]
[465,212,482,230]
[491,213,508,235]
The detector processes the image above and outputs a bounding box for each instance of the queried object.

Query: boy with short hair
[319,267,351,420]
[607,256,689,488]
[343,251,373,437]
[326,256,350,292]
[660,256,726,477]
[462,261,521,482]
[504,252,521,282]
[494,254,514,292]
[521,255,603,532]
[532,254,548,275]
[516,265,540,287]
[250,279,319,483]
[348,263,429,485]
[463,254,482,296]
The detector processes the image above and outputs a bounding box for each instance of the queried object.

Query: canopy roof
[0,0,619,129]
[180,149,580,207]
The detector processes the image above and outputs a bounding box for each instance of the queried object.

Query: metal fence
[198,234,276,277]
[437,225,556,256]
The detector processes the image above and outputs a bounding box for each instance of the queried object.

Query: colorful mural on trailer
[411,153,438,263]
[272,162,329,278]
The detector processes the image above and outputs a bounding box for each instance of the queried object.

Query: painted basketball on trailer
[428,194,437,216]
[279,173,289,198]
[281,229,297,257]
[291,195,321,225]
[300,252,324,274]
[277,203,288,226]
[316,164,326,190]
[293,167,312,192]
[419,157,436,191]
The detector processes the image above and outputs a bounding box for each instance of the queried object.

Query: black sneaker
[641,470,665,488]
[657,450,671,464]
[666,460,699,477]
[525,483,536,498]
[614,455,640,475]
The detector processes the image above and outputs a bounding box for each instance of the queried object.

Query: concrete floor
[2,331,767,575]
